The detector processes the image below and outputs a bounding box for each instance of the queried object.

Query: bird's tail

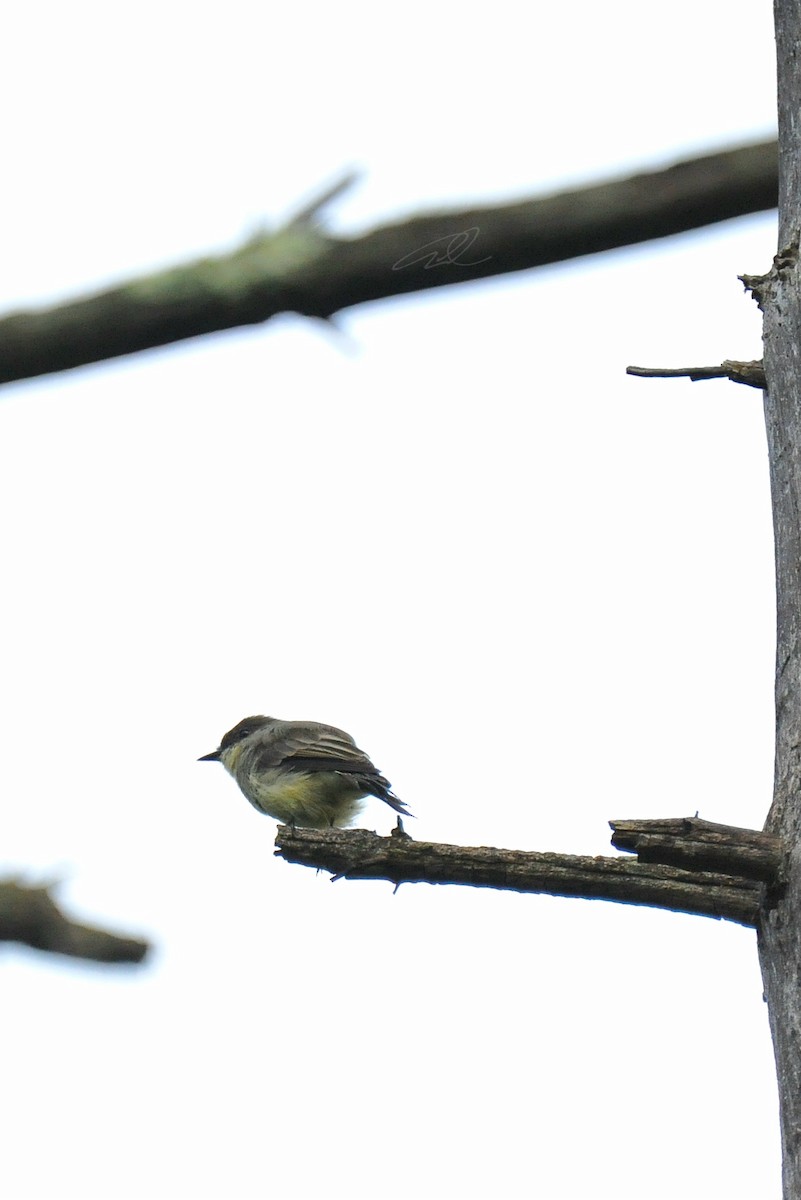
[364,773,414,819]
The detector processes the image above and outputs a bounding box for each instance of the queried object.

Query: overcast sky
[0,4,782,1199]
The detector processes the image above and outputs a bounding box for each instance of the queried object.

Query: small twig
[286,170,360,228]
[626,360,766,389]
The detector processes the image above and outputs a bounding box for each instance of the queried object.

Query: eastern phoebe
[199,715,411,828]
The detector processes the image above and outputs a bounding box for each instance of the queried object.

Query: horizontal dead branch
[626,360,766,389]
[610,816,784,884]
[274,826,762,926]
[0,879,149,964]
[0,139,777,386]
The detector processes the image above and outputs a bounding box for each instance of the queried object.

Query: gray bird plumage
[199,715,411,828]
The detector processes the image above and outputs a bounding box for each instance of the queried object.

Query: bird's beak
[198,749,222,762]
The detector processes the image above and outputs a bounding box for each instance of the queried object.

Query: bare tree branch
[274,826,762,927]
[626,359,766,389]
[0,879,149,964]
[610,816,784,884]
[0,140,777,387]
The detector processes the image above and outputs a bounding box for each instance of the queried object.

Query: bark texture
[275,826,763,925]
[757,4,801,1195]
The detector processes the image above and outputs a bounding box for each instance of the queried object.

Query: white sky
[0,4,781,1198]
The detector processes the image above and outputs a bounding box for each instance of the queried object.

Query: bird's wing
[252,720,413,819]
[254,721,375,773]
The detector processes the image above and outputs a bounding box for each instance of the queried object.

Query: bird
[198,715,411,828]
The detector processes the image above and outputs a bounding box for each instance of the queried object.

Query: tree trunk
[757,4,801,1196]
